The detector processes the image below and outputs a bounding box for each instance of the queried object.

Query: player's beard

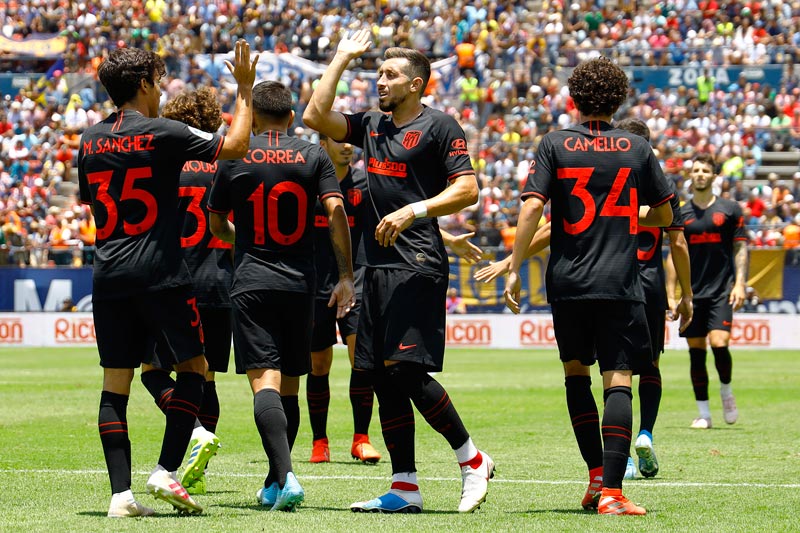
[378,93,403,113]
[693,180,710,192]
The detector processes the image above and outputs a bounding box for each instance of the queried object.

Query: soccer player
[476,117,694,480]
[139,87,233,496]
[666,153,748,430]
[304,30,494,514]
[504,57,675,516]
[78,42,257,517]
[208,80,355,512]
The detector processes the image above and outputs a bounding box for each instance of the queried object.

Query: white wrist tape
[410,201,427,218]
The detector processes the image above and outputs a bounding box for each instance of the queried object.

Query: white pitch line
[1,469,798,489]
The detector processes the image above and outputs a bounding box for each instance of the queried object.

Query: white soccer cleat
[458,450,495,513]
[146,468,203,515]
[722,393,738,424]
[690,417,712,429]
[107,492,155,518]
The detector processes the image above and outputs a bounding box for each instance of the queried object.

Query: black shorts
[231,289,313,377]
[310,296,361,352]
[551,300,651,373]
[93,286,204,369]
[354,267,447,372]
[148,307,232,373]
[680,293,732,338]
[644,303,665,362]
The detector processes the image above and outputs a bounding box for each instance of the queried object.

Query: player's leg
[308,299,336,462]
[682,299,712,428]
[94,298,154,518]
[708,293,737,424]
[635,304,665,478]
[552,301,603,510]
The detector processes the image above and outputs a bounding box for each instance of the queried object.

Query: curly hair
[161,87,222,133]
[567,57,629,118]
[98,48,166,108]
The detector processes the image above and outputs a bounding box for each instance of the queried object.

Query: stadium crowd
[4,0,800,265]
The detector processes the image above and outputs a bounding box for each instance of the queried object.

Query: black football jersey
[313,166,367,298]
[341,106,475,277]
[208,130,342,296]
[637,179,684,310]
[522,121,674,303]
[177,160,232,309]
[78,109,224,300]
[679,197,747,300]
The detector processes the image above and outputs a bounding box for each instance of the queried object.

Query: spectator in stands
[446,287,467,314]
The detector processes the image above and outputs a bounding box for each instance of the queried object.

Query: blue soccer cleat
[256,482,279,507]
[271,473,304,512]
[350,489,423,513]
[635,431,659,478]
[623,456,637,480]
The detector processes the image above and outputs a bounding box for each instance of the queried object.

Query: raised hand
[335,28,373,59]
[225,40,259,89]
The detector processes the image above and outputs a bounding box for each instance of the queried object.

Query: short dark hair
[385,47,431,94]
[98,48,166,108]
[161,87,222,133]
[252,81,293,121]
[693,153,716,171]
[615,117,651,142]
[567,57,628,118]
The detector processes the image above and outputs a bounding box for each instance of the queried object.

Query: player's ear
[286,110,295,130]
[410,76,423,94]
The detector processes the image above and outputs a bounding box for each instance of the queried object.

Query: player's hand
[375,206,415,247]
[336,28,373,59]
[474,256,512,283]
[729,283,746,311]
[329,277,356,319]
[503,270,522,314]
[676,295,694,333]
[225,40,259,89]
[666,297,678,321]
[448,232,483,263]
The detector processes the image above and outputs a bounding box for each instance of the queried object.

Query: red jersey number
[557,167,638,235]
[179,186,231,249]
[87,167,158,240]
[247,181,308,246]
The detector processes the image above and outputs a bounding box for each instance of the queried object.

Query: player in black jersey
[208,81,355,512]
[138,88,233,496]
[504,58,674,515]
[666,153,748,430]
[77,42,257,517]
[304,30,494,514]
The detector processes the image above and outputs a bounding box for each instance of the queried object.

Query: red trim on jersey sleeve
[733,236,748,241]
[337,114,353,143]
[206,205,229,214]
[650,193,675,208]
[319,191,344,201]
[665,224,684,231]
[521,191,547,202]
[447,170,475,182]
[210,135,224,162]
[80,200,92,205]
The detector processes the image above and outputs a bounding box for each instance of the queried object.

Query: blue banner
[0,267,93,311]
[626,65,783,92]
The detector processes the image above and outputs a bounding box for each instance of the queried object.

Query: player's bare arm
[475,221,552,283]
[209,212,236,244]
[730,240,749,310]
[219,40,259,160]
[667,229,694,332]
[303,28,372,141]
[375,173,479,247]
[639,204,674,227]
[504,197,545,314]
[441,230,483,264]
[323,196,356,318]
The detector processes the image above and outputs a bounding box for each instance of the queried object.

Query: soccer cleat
[309,437,330,463]
[581,469,603,510]
[690,417,712,429]
[271,472,304,512]
[107,494,155,518]
[458,450,495,513]
[598,488,646,515]
[146,469,203,515]
[722,393,738,424]
[351,434,381,464]
[184,473,206,495]
[256,482,279,507]
[623,456,637,480]
[635,432,659,478]
[351,489,423,513]
[180,431,220,492]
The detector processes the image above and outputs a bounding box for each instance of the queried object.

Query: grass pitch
[0,347,798,532]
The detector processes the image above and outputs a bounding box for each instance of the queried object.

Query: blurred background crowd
[4,0,800,267]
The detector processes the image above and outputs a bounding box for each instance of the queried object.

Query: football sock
[638,364,662,435]
[140,369,175,414]
[350,368,375,435]
[198,380,219,434]
[391,472,419,492]
[374,366,416,474]
[158,372,204,472]
[454,437,480,466]
[689,348,709,401]
[565,375,603,470]
[399,364,470,450]
[720,382,733,398]
[697,400,712,419]
[601,386,633,489]
[254,388,292,487]
[711,346,733,385]
[307,373,330,441]
[99,391,131,494]
[281,394,300,451]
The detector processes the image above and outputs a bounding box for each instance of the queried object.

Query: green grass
[0,347,798,532]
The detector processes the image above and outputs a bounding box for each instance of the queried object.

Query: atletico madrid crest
[402,130,422,149]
